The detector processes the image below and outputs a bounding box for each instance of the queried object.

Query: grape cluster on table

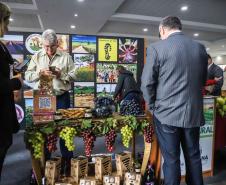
[120,99,143,116]
[92,97,115,118]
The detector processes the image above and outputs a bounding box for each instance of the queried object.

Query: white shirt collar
[208,62,214,69]
[168,30,182,37]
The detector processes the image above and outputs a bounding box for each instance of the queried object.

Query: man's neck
[167,30,181,38]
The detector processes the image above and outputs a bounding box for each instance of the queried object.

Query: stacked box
[103,175,120,185]
[71,157,88,184]
[124,172,141,185]
[95,156,112,181]
[79,177,101,185]
[45,157,61,185]
[33,90,56,124]
[115,152,132,178]
[55,177,76,185]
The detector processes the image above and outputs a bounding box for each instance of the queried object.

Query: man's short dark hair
[160,16,182,30]
[207,54,212,59]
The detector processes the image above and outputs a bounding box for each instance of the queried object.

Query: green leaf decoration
[81,119,92,130]
[40,126,54,135]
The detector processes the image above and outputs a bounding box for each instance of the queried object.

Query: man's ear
[56,40,59,48]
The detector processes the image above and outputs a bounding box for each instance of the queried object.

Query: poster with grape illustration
[119,38,138,63]
[98,38,117,62]
[74,82,95,108]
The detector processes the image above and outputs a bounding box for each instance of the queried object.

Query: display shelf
[25,113,153,185]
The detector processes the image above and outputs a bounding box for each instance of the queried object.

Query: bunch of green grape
[120,125,133,148]
[59,127,77,151]
[28,132,44,159]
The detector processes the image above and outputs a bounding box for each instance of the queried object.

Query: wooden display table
[25,113,152,185]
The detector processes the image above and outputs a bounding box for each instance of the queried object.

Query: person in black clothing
[113,65,141,104]
[207,54,224,96]
[0,2,22,180]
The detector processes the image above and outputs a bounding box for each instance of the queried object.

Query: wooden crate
[115,152,132,178]
[79,177,102,185]
[55,177,76,185]
[33,91,56,113]
[95,156,112,181]
[45,157,61,185]
[71,157,88,184]
[124,172,141,185]
[103,175,120,185]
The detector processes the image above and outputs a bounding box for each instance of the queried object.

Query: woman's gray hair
[42,29,57,45]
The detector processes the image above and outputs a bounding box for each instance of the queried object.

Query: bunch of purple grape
[105,129,117,152]
[120,99,143,116]
[82,130,96,157]
[143,124,154,143]
[46,133,58,152]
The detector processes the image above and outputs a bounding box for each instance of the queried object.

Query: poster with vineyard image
[96,63,137,83]
[96,84,116,97]
[119,38,138,63]
[72,35,96,53]
[74,54,95,81]
[74,82,95,108]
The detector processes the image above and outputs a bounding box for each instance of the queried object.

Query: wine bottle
[144,164,155,185]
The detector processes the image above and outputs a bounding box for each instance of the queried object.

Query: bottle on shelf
[143,164,155,185]
[29,170,38,185]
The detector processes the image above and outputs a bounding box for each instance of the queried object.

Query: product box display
[71,157,88,184]
[103,175,120,185]
[79,177,102,185]
[33,90,56,113]
[95,156,112,181]
[55,177,76,185]
[115,152,132,178]
[45,157,61,185]
[33,112,55,124]
[124,172,141,185]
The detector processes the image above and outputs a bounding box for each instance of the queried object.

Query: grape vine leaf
[81,119,92,129]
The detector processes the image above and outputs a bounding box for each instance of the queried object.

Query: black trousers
[154,116,203,185]
[0,145,9,181]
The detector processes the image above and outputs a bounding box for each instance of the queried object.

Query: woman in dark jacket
[0,2,22,179]
[113,65,141,103]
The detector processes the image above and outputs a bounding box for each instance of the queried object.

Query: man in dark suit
[207,54,224,96]
[141,16,208,185]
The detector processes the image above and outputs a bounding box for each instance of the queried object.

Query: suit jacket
[0,41,21,147]
[141,32,208,128]
[207,63,224,96]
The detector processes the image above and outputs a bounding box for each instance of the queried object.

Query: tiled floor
[1,131,226,185]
